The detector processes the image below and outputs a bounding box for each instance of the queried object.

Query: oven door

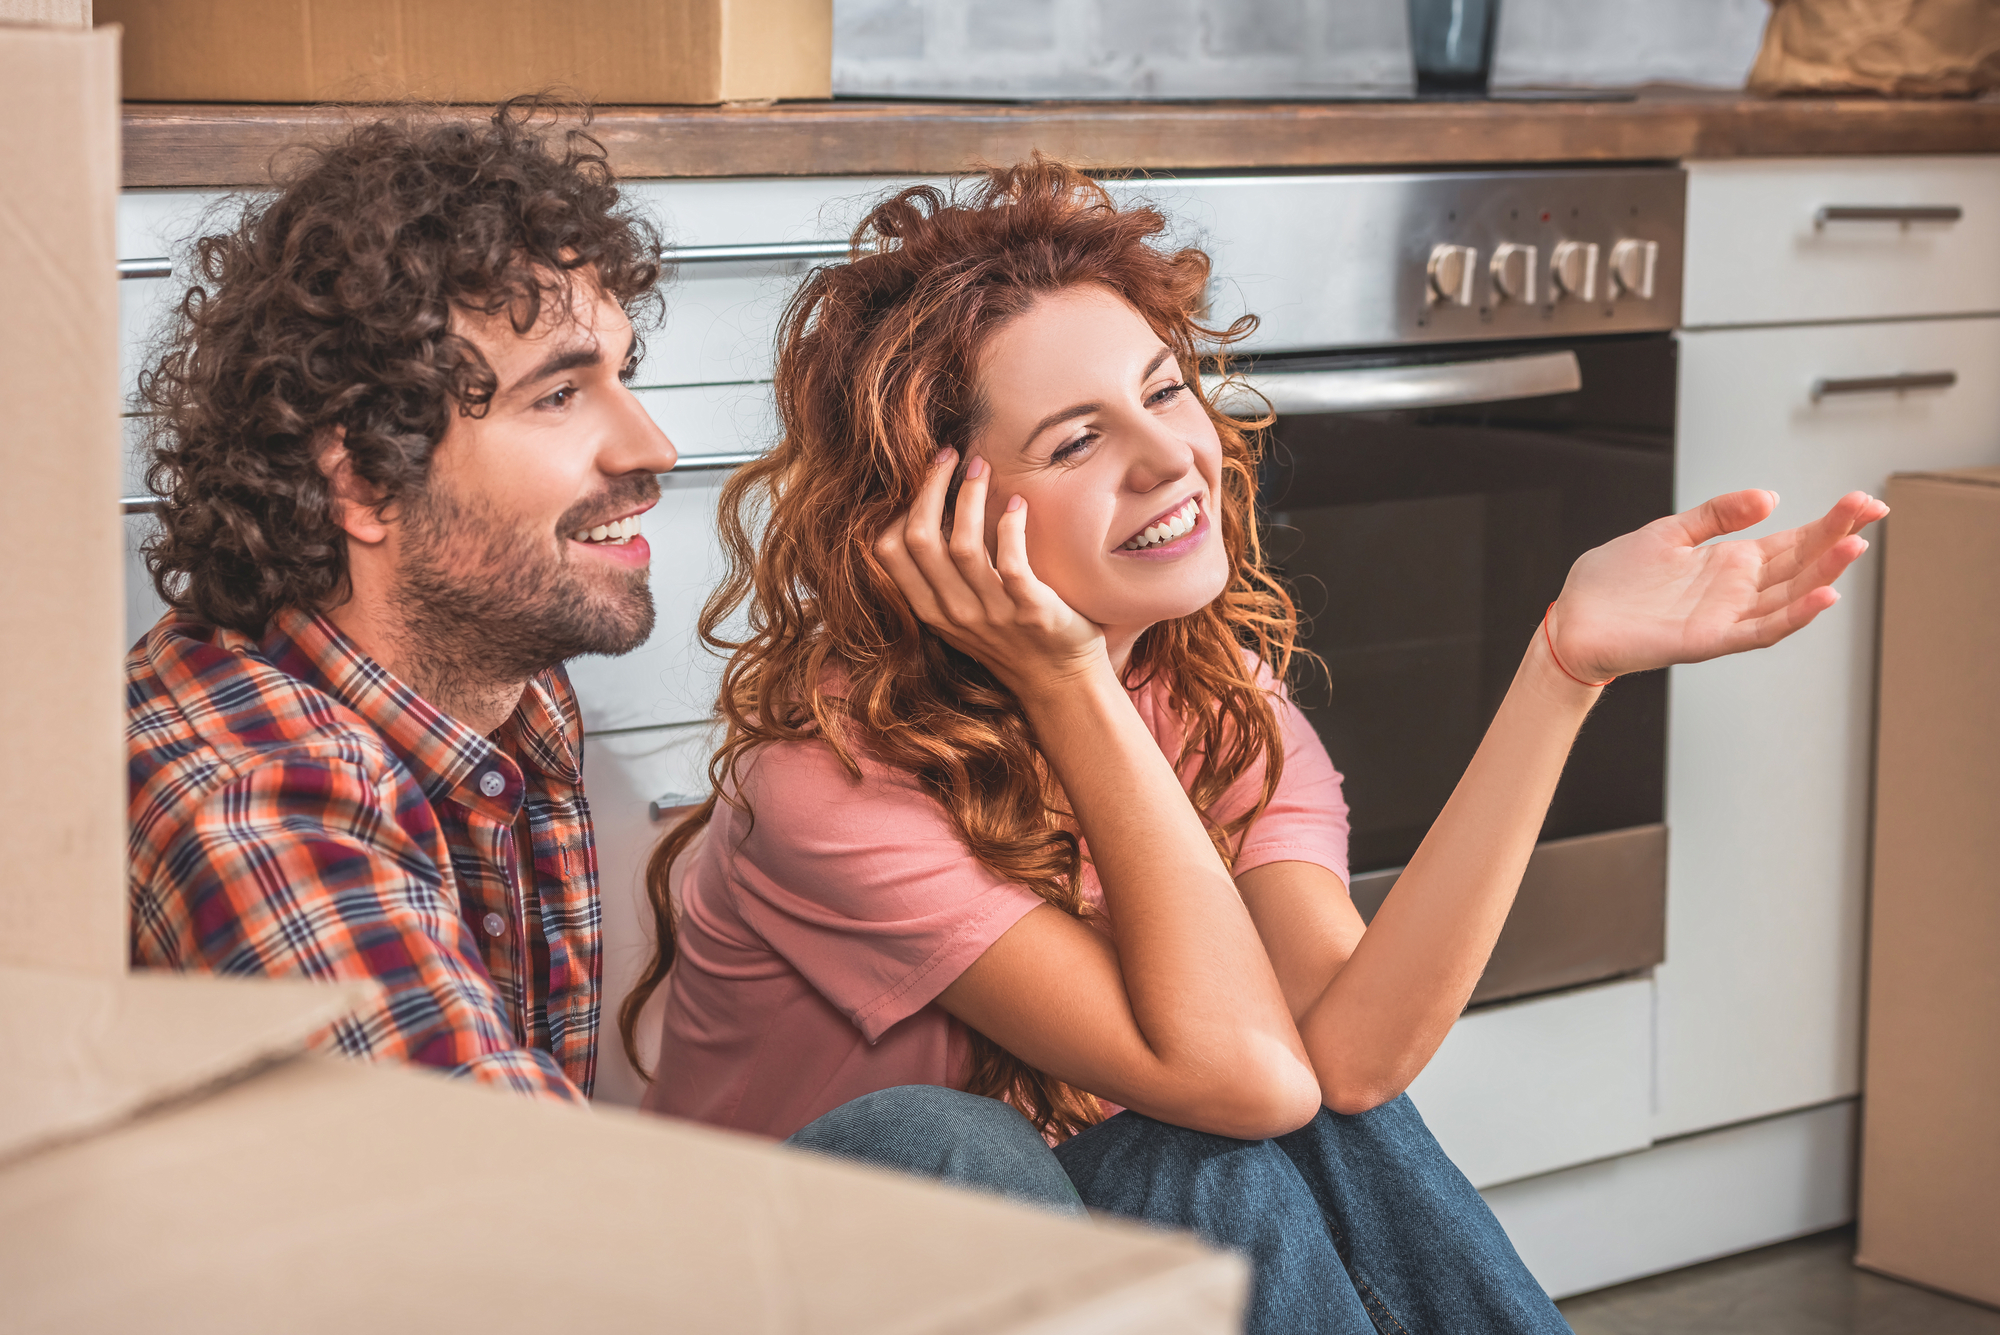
[1235,334,1675,1006]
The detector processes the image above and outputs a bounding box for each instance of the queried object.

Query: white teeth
[574,513,646,544]
[1122,498,1202,551]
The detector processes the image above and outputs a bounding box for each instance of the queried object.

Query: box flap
[0,967,376,1165]
[2,1053,1248,1332]
[1889,464,2000,490]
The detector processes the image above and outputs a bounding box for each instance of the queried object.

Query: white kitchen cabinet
[1662,315,2000,1138]
[1408,977,1654,1190]
[1486,1098,1856,1299]
[1684,157,2000,329]
[618,176,933,389]
[580,720,718,1108]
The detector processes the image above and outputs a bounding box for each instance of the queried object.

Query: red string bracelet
[1543,603,1615,689]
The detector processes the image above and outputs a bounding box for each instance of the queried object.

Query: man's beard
[390,473,659,698]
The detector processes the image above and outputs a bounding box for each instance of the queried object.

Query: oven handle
[1205,350,1582,417]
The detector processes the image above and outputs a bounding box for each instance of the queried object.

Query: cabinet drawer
[117,180,935,400]
[1685,157,2000,328]
[620,176,931,389]
[1660,317,2000,1138]
[1407,977,1654,1189]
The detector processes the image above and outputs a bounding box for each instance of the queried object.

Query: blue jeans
[788,1086,1569,1335]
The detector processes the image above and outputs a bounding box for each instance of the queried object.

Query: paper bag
[1749,0,2000,96]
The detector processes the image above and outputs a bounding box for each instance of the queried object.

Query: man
[127,104,675,1100]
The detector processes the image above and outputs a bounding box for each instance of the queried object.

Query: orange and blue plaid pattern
[125,607,599,1102]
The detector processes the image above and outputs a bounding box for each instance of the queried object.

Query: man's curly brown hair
[139,98,667,636]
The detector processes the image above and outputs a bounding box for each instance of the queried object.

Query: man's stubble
[391,471,660,708]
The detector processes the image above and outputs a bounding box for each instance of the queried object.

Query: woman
[625,160,1882,1332]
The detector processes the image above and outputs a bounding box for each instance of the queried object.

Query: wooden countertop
[124,91,2000,189]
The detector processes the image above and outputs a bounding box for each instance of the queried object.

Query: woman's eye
[1051,432,1096,464]
[1148,381,1188,407]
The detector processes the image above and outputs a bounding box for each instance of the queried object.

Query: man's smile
[565,499,657,568]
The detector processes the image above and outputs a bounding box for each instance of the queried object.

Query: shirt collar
[260,607,574,820]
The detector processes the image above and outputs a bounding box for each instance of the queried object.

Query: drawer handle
[118,257,172,279]
[665,241,849,265]
[650,791,707,822]
[1813,205,1962,229]
[1810,370,1957,402]
[121,450,768,514]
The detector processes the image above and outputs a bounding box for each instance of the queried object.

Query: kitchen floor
[1557,1227,2000,1334]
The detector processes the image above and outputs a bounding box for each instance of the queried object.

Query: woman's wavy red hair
[621,158,1299,1139]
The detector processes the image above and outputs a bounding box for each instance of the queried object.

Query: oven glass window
[1258,335,1675,875]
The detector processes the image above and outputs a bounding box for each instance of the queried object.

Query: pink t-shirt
[641,664,1350,1139]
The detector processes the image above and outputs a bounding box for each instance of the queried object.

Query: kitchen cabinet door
[579,720,717,1108]
[1662,316,2000,1138]
[1684,157,2000,329]
[1407,977,1653,1190]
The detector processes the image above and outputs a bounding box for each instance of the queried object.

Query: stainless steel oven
[1242,336,1673,1004]
[1156,166,1687,1006]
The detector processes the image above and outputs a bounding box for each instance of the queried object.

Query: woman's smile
[1115,493,1208,559]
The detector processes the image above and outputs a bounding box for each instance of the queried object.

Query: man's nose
[607,381,678,475]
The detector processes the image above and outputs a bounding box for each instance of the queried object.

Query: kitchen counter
[124,90,2000,188]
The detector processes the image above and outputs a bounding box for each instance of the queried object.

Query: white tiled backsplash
[832,0,1416,99]
[832,0,1769,100]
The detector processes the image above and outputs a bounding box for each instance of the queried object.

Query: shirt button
[477,769,505,798]
[481,912,506,938]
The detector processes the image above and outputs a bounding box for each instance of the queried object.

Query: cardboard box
[97,0,832,105]
[0,19,123,976]
[1856,466,2000,1306]
[0,21,1244,1331]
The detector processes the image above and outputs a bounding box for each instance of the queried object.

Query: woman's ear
[316,427,390,546]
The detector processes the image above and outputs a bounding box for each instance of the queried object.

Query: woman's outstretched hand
[874,449,1107,698]
[1550,488,1890,684]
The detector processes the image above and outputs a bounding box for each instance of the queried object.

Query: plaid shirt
[126,606,599,1102]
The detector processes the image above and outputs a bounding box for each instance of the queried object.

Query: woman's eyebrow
[1018,346,1178,450]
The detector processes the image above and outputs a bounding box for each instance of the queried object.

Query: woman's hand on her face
[1548,488,1890,684]
[874,449,1111,699]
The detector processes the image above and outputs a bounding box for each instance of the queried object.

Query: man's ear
[317,427,390,545]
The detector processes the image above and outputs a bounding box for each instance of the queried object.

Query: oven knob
[1427,243,1478,306]
[1490,242,1537,303]
[1551,240,1598,301]
[1610,238,1659,300]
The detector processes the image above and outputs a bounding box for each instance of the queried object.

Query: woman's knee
[787,1086,1085,1216]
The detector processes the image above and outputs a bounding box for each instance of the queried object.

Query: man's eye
[540,386,577,410]
[619,356,639,383]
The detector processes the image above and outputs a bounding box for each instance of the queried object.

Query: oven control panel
[1109,167,1686,353]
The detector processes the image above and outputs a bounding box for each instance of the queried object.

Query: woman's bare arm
[1241,488,1889,1113]
[880,449,1323,1138]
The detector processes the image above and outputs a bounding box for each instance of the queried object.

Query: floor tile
[1557,1227,2000,1335]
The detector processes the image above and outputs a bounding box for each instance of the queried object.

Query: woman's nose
[1121,412,1197,493]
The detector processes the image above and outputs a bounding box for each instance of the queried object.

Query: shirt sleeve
[132,752,585,1104]
[1227,662,1353,885]
[720,739,1046,1044]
